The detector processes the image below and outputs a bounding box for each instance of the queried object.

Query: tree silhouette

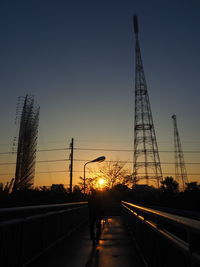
[78,160,132,193]
[78,176,98,193]
[160,177,179,193]
[185,182,200,191]
[89,160,131,189]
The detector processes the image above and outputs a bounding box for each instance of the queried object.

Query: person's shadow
[85,246,100,267]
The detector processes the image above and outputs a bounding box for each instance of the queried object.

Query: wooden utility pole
[69,138,74,194]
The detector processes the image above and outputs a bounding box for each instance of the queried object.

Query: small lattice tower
[133,15,163,187]
[13,95,40,190]
[172,114,188,190]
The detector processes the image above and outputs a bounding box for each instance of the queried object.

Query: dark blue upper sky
[0,0,200,185]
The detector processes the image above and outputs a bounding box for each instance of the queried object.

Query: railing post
[188,231,200,266]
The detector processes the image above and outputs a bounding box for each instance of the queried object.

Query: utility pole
[172,115,188,190]
[69,138,74,194]
[133,15,163,187]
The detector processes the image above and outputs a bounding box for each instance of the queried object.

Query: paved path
[29,216,144,267]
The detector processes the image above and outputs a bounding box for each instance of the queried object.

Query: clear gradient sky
[0,0,200,187]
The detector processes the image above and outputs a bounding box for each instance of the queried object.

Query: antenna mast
[133,15,163,187]
[13,95,40,190]
[172,114,188,190]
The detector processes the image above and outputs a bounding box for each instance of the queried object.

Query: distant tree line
[0,183,87,208]
[0,160,199,212]
[0,178,200,211]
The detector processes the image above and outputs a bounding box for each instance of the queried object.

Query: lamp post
[83,156,106,194]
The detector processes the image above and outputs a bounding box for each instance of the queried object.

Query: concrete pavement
[29,216,144,267]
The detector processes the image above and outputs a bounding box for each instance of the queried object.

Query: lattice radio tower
[13,95,40,190]
[172,114,188,190]
[133,15,163,187]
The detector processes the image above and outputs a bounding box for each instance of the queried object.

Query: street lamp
[83,156,106,194]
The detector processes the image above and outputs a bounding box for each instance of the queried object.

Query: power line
[0,171,200,176]
[0,159,68,165]
[32,172,200,176]
[1,147,200,155]
[0,158,200,166]
[0,148,69,155]
[74,148,200,153]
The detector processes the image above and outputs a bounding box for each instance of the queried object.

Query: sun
[98,178,105,185]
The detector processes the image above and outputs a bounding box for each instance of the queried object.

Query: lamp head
[90,156,106,163]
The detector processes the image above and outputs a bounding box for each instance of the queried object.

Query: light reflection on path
[85,217,144,267]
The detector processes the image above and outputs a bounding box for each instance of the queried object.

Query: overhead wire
[1,146,200,154]
[1,171,200,176]
[0,159,200,166]
[0,146,199,176]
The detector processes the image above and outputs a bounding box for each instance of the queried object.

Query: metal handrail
[0,201,88,221]
[122,201,200,267]
[0,202,89,267]
[0,201,87,214]
[122,201,200,232]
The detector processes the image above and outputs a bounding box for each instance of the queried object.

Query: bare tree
[78,176,98,193]
[89,160,131,189]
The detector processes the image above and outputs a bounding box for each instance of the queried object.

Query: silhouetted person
[88,189,104,245]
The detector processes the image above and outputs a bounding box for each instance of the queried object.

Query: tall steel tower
[172,114,188,190]
[133,15,163,187]
[13,95,40,190]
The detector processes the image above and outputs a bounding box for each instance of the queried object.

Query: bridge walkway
[29,216,144,267]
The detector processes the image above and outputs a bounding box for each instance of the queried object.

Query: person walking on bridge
[88,189,104,245]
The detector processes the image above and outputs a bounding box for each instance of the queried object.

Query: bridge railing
[0,202,88,267]
[122,201,200,267]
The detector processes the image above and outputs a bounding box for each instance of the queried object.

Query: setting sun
[98,178,105,185]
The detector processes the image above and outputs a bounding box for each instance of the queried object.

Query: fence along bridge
[0,201,200,267]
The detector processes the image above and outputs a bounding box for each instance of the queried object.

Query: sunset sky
[0,0,200,187]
